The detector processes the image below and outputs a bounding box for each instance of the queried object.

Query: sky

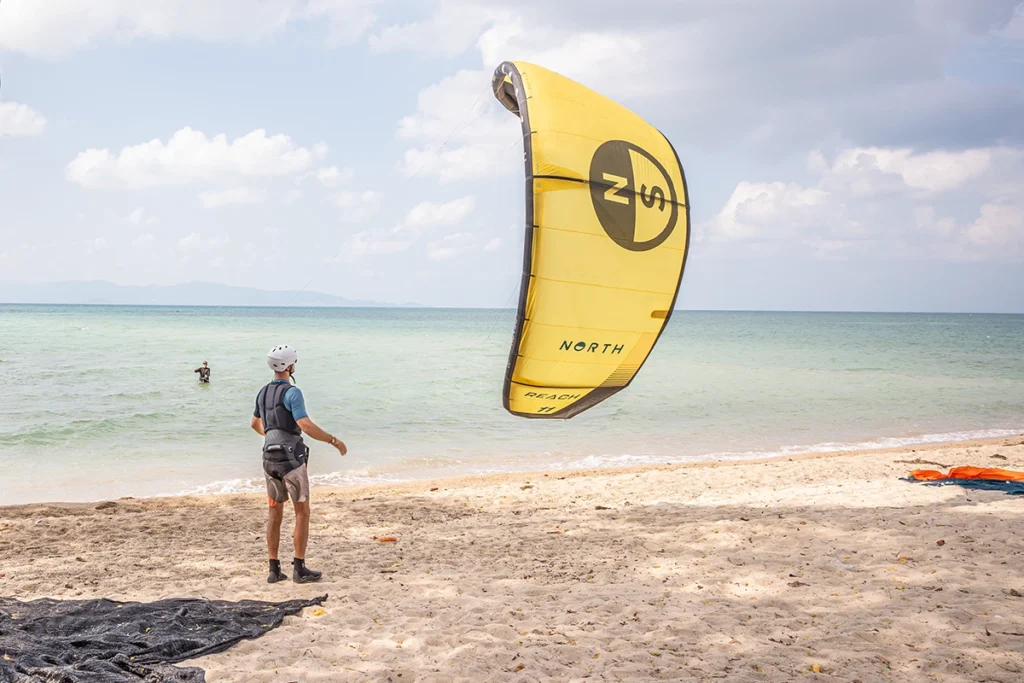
[1,0,1023,311]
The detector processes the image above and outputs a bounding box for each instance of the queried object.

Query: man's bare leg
[267,501,287,583]
[292,499,309,558]
[291,499,321,582]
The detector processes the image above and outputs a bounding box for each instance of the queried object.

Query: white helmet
[267,344,298,372]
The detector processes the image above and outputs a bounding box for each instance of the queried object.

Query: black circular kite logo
[589,140,678,251]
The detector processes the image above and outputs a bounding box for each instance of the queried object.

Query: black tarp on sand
[0,594,326,682]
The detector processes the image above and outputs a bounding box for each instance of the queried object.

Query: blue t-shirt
[253,380,308,421]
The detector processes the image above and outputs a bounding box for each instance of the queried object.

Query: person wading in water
[250,344,347,584]
[194,361,211,383]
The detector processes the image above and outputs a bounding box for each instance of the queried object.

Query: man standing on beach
[250,344,347,584]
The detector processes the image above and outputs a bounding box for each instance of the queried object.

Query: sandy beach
[3,435,1023,682]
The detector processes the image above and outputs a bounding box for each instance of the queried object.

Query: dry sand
[3,435,1024,682]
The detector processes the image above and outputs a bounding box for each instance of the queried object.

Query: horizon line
[1,301,1022,315]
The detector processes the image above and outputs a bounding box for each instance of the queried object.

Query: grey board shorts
[265,464,310,505]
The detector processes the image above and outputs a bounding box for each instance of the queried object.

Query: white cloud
[483,237,502,252]
[913,206,958,239]
[401,196,475,231]
[314,165,354,188]
[966,204,1024,247]
[369,1,501,56]
[396,70,496,143]
[133,233,155,248]
[0,0,381,59]
[337,190,383,222]
[427,231,475,261]
[336,230,414,262]
[396,69,522,183]
[377,3,667,99]
[199,187,268,208]
[389,0,1023,172]
[703,144,1024,261]
[125,207,144,225]
[706,181,834,242]
[0,102,47,137]
[827,147,997,195]
[476,20,666,101]
[66,127,326,190]
[124,207,159,225]
[178,232,229,250]
[1003,4,1024,39]
[399,143,517,184]
[333,195,479,263]
[388,7,684,184]
[800,238,856,260]
[385,4,688,184]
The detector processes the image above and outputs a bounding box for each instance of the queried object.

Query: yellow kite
[492,61,691,419]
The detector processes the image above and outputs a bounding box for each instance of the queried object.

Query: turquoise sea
[1,305,1022,505]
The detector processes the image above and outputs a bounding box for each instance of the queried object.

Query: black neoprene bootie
[267,559,288,583]
[293,558,322,583]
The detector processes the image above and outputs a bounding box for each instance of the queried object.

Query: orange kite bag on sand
[908,466,1024,482]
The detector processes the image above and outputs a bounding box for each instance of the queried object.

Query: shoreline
[3,433,1023,681]
[317,431,1024,500]
[3,432,1021,512]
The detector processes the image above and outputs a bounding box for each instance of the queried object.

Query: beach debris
[94,502,117,511]
[513,663,525,672]
[520,485,533,490]
[595,505,611,510]
[936,540,945,546]
[811,663,822,673]
[1009,589,1022,597]
[787,581,809,588]
[895,458,949,468]
[373,536,397,542]
[312,608,326,617]
[430,487,439,491]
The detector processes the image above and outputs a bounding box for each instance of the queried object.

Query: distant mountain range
[0,280,422,308]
